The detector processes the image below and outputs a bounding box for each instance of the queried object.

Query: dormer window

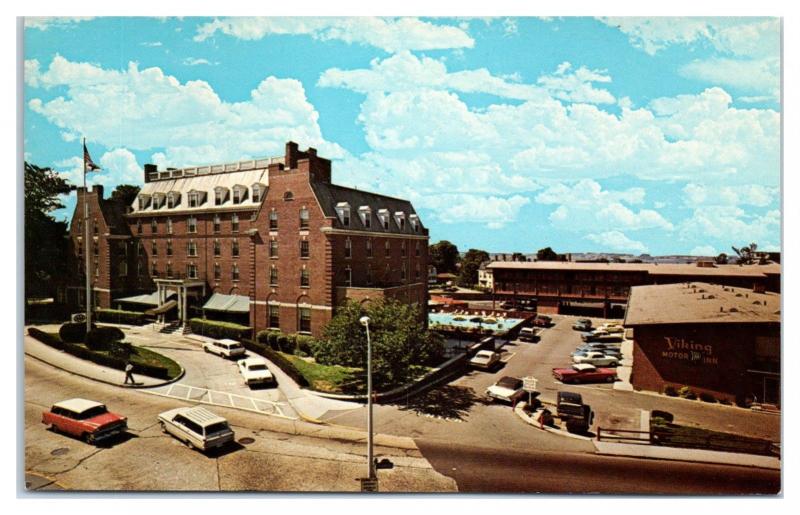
[410,214,420,233]
[152,193,165,209]
[394,211,406,230]
[232,185,247,205]
[166,192,180,209]
[214,187,228,206]
[138,195,151,210]
[378,209,390,230]
[252,183,264,203]
[336,202,350,226]
[188,190,202,208]
[358,206,372,228]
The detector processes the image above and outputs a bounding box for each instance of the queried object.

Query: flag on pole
[83,142,101,173]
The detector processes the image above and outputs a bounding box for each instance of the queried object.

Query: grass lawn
[277,352,362,393]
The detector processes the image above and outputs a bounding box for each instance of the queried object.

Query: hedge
[59,322,96,343]
[255,330,282,349]
[189,318,251,341]
[86,326,125,350]
[27,328,171,380]
[241,339,309,387]
[96,308,147,326]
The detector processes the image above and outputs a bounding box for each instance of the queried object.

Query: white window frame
[187,216,197,233]
[214,187,228,206]
[252,183,263,203]
[336,202,351,226]
[394,211,406,230]
[138,195,151,210]
[358,206,372,228]
[378,209,390,230]
[410,214,420,232]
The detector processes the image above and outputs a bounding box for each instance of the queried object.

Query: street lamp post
[359,315,375,481]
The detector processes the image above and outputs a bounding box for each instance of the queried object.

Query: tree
[511,252,526,262]
[315,299,444,389]
[457,248,490,287]
[429,240,460,273]
[715,253,728,265]
[25,162,71,300]
[111,184,141,206]
[536,247,560,261]
[731,243,758,265]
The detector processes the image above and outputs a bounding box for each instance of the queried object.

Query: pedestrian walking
[124,361,136,385]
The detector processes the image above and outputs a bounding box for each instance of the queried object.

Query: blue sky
[23,16,781,256]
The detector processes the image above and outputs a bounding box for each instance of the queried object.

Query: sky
[22,16,781,257]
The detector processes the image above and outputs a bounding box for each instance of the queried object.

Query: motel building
[61,142,429,338]
[623,282,781,408]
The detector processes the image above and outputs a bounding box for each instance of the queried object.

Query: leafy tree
[457,248,490,287]
[731,243,758,265]
[25,162,71,300]
[536,246,560,261]
[111,184,141,206]
[314,299,444,389]
[511,252,526,262]
[715,253,729,265]
[429,240,460,273]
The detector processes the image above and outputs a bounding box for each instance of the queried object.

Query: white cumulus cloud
[25,17,94,30]
[585,231,648,253]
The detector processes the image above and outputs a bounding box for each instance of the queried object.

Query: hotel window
[366,266,372,285]
[298,307,311,333]
[232,187,244,205]
[366,239,373,258]
[151,218,158,233]
[187,263,197,279]
[231,213,239,232]
[137,260,143,277]
[395,211,406,230]
[213,239,221,257]
[269,239,278,258]
[93,221,98,235]
[93,242,99,256]
[345,238,352,259]
[385,240,390,257]
[213,214,221,233]
[415,241,420,257]
[300,239,309,258]
[359,206,371,228]
[136,219,142,234]
[378,209,390,230]
[187,240,197,257]
[299,207,309,229]
[252,184,262,203]
[94,260,99,277]
[214,263,221,280]
[150,260,157,277]
[151,241,158,256]
[188,191,199,208]
[167,193,178,209]
[232,263,240,281]
[415,263,421,280]
[345,266,352,287]
[401,263,407,282]
[401,241,406,257]
[166,240,173,256]
[336,202,350,226]
[136,241,143,257]
[300,268,309,287]
[270,266,278,286]
[153,194,165,209]
[187,216,197,233]
[215,187,227,206]
[269,210,278,230]
[166,262,173,278]
[410,214,420,233]
[166,217,173,234]
[232,239,239,257]
[138,195,150,210]
[119,261,127,277]
[268,305,279,329]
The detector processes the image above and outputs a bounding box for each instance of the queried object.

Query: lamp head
[359,316,370,327]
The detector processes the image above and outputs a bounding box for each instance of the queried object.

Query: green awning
[144,300,178,316]
[202,293,251,313]
[114,291,162,306]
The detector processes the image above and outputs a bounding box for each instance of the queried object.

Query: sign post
[522,376,538,406]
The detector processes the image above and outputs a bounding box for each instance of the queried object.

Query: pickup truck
[556,391,594,433]
[552,363,617,384]
[42,398,127,445]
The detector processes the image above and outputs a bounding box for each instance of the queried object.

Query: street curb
[514,402,592,441]
[592,441,781,470]
[24,350,185,390]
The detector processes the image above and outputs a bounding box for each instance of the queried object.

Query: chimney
[144,163,157,183]
[285,141,300,169]
[93,184,104,199]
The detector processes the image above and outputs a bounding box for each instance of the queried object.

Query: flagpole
[83,138,92,333]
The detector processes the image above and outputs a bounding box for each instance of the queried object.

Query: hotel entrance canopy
[202,293,251,313]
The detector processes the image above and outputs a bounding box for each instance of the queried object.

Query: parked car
[469,350,501,370]
[572,344,621,359]
[552,363,617,384]
[237,357,275,386]
[572,319,592,331]
[533,315,553,327]
[203,338,246,359]
[518,327,540,342]
[596,323,624,334]
[42,398,127,445]
[557,392,594,433]
[486,376,526,404]
[581,331,624,344]
[572,351,619,367]
[158,406,235,452]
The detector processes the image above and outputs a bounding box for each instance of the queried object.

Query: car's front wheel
[160,421,167,433]
[83,432,95,445]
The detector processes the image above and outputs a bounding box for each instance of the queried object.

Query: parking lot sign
[360,477,379,492]
[523,376,538,392]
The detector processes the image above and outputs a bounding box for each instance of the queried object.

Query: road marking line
[501,352,516,363]
[141,383,297,420]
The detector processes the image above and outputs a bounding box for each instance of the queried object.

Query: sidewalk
[24,334,182,388]
[593,440,781,470]
[185,334,362,423]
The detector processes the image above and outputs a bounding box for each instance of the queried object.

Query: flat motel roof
[486,261,781,278]
[624,282,780,326]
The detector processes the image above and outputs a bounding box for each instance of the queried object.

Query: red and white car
[42,398,128,444]
[552,364,617,384]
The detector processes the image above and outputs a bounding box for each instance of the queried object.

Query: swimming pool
[428,312,526,335]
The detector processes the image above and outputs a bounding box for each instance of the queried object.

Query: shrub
[189,318,250,341]
[95,308,146,326]
[295,334,315,355]
[663,385,678,397]
[277,335,290,353]
[28,327,63,349]
[256,330,280,346]
[241,339,309,387]
[59,322,95,343]
[678,386,697,400]
[699,392,717,403]
[651,410,674,423]
[85,326,125,351]
[268,332,280,350]
[108,340,134,359]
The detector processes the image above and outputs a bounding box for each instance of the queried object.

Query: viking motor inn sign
[662,337,718,365]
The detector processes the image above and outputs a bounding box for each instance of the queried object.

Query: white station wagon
[203,338,246,359]
[158,406,235,452]
[237,357,275,386]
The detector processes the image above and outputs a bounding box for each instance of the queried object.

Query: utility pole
[359,315,375,482]
[83,138,92,333]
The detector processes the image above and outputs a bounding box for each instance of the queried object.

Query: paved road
[415,439,781,494]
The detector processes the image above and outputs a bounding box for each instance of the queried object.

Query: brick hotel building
[62,142,429,338]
